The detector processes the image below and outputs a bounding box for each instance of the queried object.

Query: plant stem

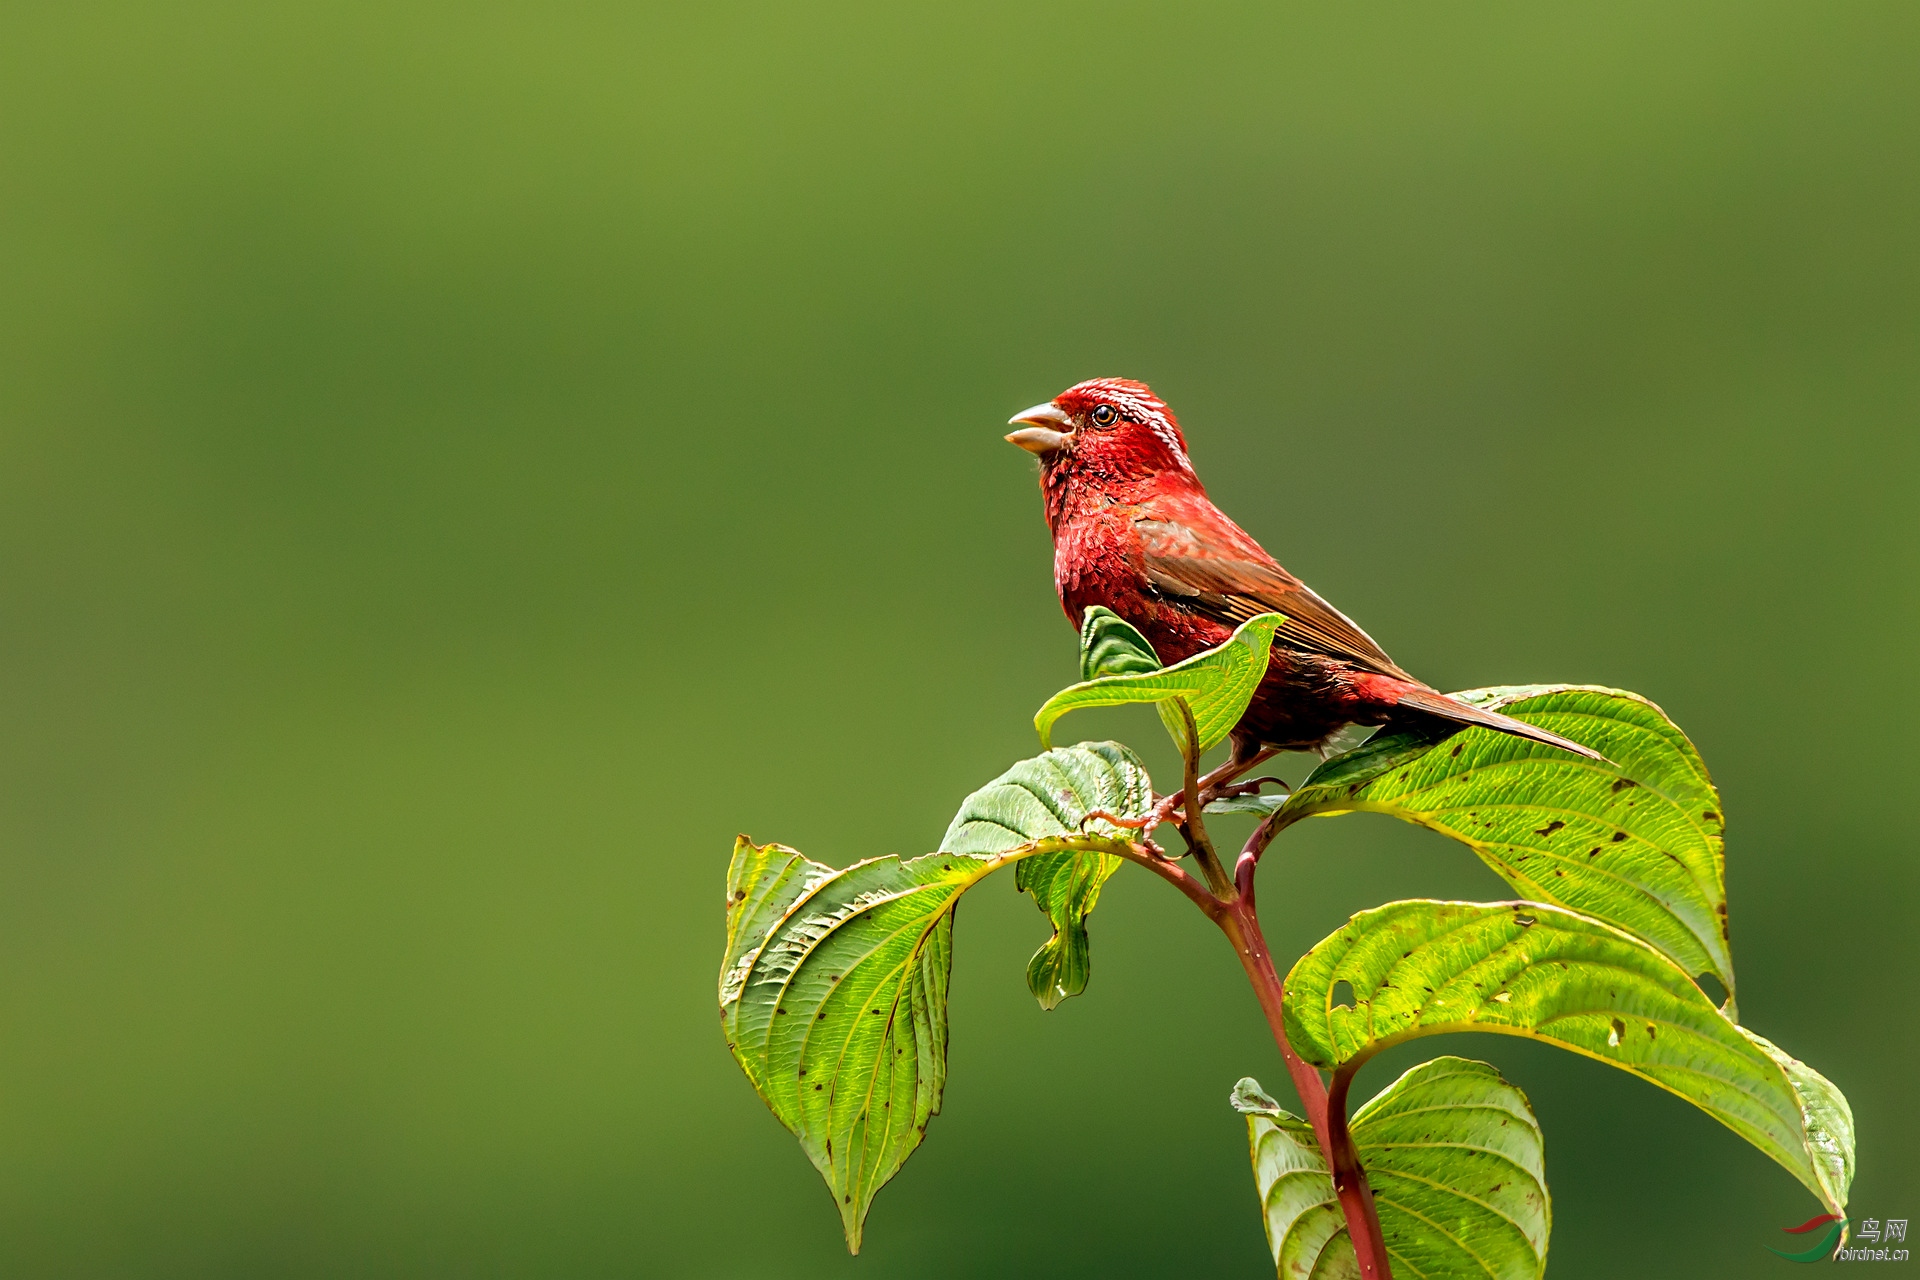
[1172,698,1232,898]
[1144,709,1391,1273]
[1108,841,1223,920]
[1216,895,1393,1280]
[1323,1066,1390,1275]
[1046,831,1224,920]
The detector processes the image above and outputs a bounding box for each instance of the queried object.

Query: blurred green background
[1,2,1914,1276]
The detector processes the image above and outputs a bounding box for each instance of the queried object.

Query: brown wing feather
[1393,685,1608,761]
[1136,536,1414,682]
[1130,516,1608,762]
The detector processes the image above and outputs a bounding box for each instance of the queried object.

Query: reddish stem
[1151,707,1389,1273]
[1217,896,1393,1280]
[1114,843,1223,921]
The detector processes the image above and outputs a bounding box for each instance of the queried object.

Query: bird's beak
[1005,402,1073,455]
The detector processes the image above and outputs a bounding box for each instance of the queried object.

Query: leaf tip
[1230,1077,1283,1115]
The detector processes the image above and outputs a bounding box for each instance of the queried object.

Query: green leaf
[1743,1026,1857,1217]
[720,744,1153,1250]
[1233,1056,1550,1280]
[1278,685,1735,1005]
[1282,899,1853,1217]
[1035,611,1286,754]
[1204,792,1290,817]
[941,741,1154,1009]
[1232,1081,1355,1280]
[1078,605,1164,680]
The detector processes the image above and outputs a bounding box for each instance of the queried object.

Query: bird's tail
[1392,685,1609,762]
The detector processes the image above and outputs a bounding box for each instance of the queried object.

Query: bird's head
[1005,378,1198,501]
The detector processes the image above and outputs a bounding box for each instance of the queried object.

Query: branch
[1077,832,1224,921]
[1323,1063,1392,1278]
[1172,698,1233,898]
[1217,896,1393,1279]
[1199,740,1278,795]
[1234,808,1282,901]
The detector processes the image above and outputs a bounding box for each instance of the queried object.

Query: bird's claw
[1080,808,1151,830]
[1148,791,1187,829]
[1081,806,1176,861]
[1210,775,1293,802]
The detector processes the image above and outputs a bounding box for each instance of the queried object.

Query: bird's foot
[1082,804,1178,861]
[1209,775,1293,803]
[1080,808,1153,830]
[1194,744,1280,796]
[1145,790,1192,837]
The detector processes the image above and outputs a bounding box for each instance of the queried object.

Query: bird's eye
[1090,404,1118,427]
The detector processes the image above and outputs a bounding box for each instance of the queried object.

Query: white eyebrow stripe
[1071,379,1195,472]
[1115,393,1188,463]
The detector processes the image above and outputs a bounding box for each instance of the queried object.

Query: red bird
[1006,377,1601,766]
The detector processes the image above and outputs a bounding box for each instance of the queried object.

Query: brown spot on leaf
[1535,820,1565,837]
[1703,810,1719,822]
[1611,777,1637,793]
[1611,831,1628,842]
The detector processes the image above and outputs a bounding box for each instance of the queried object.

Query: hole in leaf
[1695,972,1729,1008]
[1331,980,1356,1009]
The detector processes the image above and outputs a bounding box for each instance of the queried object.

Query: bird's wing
[1134,518,1414,682]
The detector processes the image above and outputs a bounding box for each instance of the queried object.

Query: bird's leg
[1210,774,1293,802]
[1081,809,1151,829]
[1083,735,1284,866]
[1079,810,1170,860]
[1143,790,1190,834]
[1142,769,1292,832]
[1117,736,1285,852]
[1195,734,1278,802]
